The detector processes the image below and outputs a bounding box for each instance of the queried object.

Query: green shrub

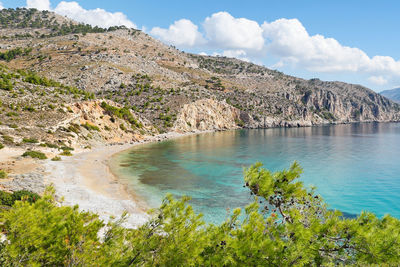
[60,146,74,151]
[59,151,73,156]
[51,156,61,161]
[101,101,142,128]
[2,135,14,144]
[0,190,13,206]
[0,143,4,149]
[22,151,47,160]
[0,189,40,206]
[42,143,59,149]
[0,47,31,62]
[0,170,7,179]
[23,137,39,143]
[11,190,40,204]
[82,122,100,131]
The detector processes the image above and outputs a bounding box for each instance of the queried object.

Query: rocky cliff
[0,8,399,144]
[173,99,240,132]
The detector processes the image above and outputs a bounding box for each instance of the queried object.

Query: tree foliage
[0,163,399,266]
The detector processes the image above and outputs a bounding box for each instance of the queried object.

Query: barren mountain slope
[1,8,399,148]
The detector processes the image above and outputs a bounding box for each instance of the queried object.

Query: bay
[111,123,400,223]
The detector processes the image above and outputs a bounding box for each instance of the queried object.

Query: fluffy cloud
[221,50,249,62]
[203,12,264,51]
[25,0,136,28]
[261,18,400,76]
[54,1,136,28]
[26,0,50,10]
[368,76,388,86]
[150,19,205,47]
[261,18,371,72]
[0,2,4,9]
[151,12,400,86]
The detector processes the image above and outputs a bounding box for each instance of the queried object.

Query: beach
[44,143,150,228]
[40,130,212,228]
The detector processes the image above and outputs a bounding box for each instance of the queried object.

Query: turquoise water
[111,123,400,223]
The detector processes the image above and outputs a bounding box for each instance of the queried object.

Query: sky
[1,0,400,92]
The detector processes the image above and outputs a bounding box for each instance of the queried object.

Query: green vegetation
[0,170,7,179]
[0,143,4,150]
[51,156,61,161]
[101,101,142,129]
[0,164,398,265]
[0,190,40,207]
[22,150,47,160]
[22,137,39,143]
[59,151,73,156]
[40,142,59,149]
[2,135,13,144]
[321,110,336,121]
[0,47,31,62]
[82,122,100,131]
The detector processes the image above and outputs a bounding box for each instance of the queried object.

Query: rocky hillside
[0,8,399,149]
[380,88,400,103]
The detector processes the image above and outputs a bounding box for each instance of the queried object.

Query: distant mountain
[380,88,400,103]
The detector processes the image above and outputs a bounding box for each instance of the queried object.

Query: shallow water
[111,123,400,223]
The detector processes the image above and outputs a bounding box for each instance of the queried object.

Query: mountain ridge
[0,8,399,149]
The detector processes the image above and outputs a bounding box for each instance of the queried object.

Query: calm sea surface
[110,123,400,223]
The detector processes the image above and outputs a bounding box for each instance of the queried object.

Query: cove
[110,123,400,223]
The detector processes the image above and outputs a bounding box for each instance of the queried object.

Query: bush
[0,190,13,206]
[0,189,40,206]
[60,146,74,151]
[59,151,73,156]
[51,156,61,161]
[22,137,39,143]
[0,143,4,149]
[22,151,47,160]
[0,170,7,179]
[11,190,40,204]
[2,135,14,144]
[82,122,100,131]
[101,101,142,128]
[0,164,400,265]
[42,143,59,149]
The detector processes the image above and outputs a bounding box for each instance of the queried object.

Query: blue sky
[2,0,400,92]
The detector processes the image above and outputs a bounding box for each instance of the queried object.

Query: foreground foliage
[0,163,399,266]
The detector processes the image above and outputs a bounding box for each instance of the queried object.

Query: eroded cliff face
[174,99,241,132]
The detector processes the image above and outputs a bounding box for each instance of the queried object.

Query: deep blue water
[111,123,400,223]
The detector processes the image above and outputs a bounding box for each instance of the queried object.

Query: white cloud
[149,12,400,87]
[221,50,249,62]
[261,18,400,77]
[0,2,4,9]
[203,12,264,51]
[25,0,136,28]
[54,1,136,28]
[368,76,388,86]
[26,0,50,10]
[150,19,205,47]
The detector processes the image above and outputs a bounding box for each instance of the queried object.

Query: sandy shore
[42,130,213,228]
[44,143,150,228]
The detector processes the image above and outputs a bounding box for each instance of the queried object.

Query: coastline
[43,130,214,228]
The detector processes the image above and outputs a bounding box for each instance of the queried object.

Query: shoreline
[6,122,396,228]
[43,130,214,228]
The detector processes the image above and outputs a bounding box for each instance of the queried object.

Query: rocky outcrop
[66,100,156,145]
[174,99,241,132]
